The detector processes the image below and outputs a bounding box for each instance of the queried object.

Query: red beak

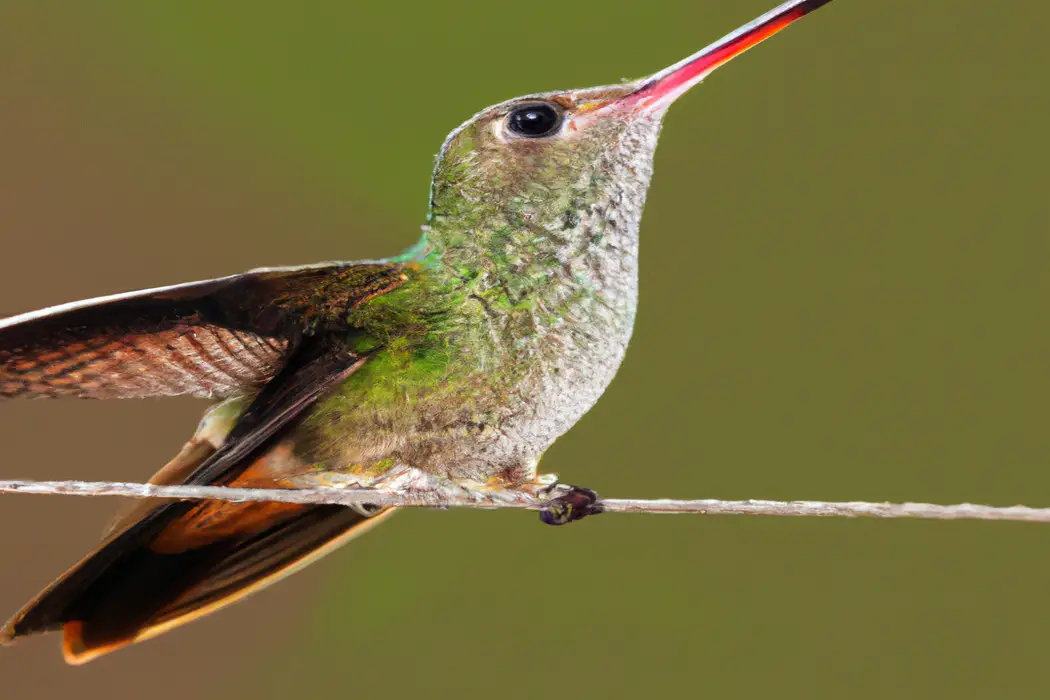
[618,0,834,113]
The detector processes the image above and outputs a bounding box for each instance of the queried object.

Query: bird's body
[302,106,658,486]
[0,0,834,663]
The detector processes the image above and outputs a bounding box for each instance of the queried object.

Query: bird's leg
[290,465,602,524]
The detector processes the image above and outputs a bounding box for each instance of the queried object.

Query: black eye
[506,102,563,138]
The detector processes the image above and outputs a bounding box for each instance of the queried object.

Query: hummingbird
[1,0,833,663]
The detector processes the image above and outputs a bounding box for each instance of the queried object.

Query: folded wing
[1,333,388,662]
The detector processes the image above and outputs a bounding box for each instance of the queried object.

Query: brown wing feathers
[0,263,405,400]
[0,323,287,400]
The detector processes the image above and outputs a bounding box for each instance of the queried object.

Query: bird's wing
[0,261,406,399]
[1,332,387,662]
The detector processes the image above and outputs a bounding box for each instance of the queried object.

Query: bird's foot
[537,483,604,526]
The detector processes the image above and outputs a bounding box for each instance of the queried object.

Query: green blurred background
[1,0,1047,697]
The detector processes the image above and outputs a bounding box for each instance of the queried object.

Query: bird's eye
[506,102,563,138]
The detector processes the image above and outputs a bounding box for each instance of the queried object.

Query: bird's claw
[539,485,603,526]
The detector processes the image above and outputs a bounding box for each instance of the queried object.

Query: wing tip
[2,618,127,665]
[1,608,36,647]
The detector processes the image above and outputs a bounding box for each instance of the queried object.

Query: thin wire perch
[1,479,1048,523]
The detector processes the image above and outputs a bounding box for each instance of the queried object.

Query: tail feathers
[3,504,393,664]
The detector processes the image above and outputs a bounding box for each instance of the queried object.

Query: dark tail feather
[2,503,392,664]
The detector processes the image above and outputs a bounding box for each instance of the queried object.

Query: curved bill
[619,0,834,113]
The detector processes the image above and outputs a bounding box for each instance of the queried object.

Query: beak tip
[617,0,834,112]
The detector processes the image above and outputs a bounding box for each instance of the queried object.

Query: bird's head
[426,0,832,260]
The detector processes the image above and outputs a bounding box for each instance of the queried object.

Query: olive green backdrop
[0,1,1047,697]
